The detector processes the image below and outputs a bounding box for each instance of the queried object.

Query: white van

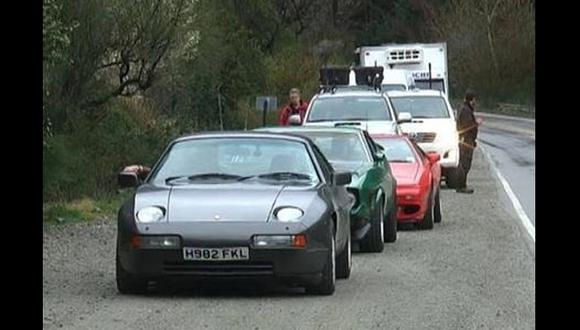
[385,89,459,173]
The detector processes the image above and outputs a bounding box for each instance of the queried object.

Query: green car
[257,126,397,252]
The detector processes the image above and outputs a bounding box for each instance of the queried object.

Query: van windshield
[390,96,450,119]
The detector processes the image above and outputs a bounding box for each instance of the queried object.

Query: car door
[310,144,351,249]
[361,130,392,210]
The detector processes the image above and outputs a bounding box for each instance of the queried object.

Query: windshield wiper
[165,173,242,184]
[241,172,313,181]
[306,119,332,123]
[337,118,366,122]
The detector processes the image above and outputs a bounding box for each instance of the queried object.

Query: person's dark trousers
[457,142,475,189]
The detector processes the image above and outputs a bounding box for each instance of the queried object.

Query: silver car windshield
[307,96,392,122]
[150,138,320,185]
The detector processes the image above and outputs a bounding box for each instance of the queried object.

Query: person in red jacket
[279,88,309,126]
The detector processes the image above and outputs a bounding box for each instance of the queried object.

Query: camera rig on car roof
[319,66,384,94]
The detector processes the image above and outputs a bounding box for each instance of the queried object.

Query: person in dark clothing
[279,88,309,126]
[455,91,480,194]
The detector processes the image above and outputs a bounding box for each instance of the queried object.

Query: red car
[371,134,442,229]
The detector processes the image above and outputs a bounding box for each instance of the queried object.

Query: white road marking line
[480,145,535,242]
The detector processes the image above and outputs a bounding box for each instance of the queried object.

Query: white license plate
[183,247,250,261]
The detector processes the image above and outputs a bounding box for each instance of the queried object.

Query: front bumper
[117,221,330,286]
[396,187,429,223]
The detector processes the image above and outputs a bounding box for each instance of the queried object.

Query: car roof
[315,88,385,98]
[173,131,314,144]
[386,89,445,97]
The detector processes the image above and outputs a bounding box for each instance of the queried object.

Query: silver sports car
[116,132,354,295]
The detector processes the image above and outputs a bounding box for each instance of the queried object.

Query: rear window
[382,84,407,91]
[307,96,391,122]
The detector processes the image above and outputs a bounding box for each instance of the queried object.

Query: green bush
[43,99,180,203]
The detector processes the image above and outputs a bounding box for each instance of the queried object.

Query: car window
[307,96,392,122]
[294,131,372,172]
[362,131,378,155]
[150,138,320,185]
[310,143,333,182]
[410,140,428,162]
[382,84,407,91]
[414,80,445,93]
[372,138,417,163]
[390,96,450,119]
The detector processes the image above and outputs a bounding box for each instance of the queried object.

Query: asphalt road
[477,112,535,225]
[43,146,535,330]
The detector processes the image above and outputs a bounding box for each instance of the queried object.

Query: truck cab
[381,69,415,92]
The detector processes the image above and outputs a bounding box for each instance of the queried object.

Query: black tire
[116,254,148,294]
[445,167,460,189]
[360,201,385,253]
[418,190,434,230]
[384,197,397,243]
[434,189,442,223]
[306,226,336,295]
[336,229,351,279]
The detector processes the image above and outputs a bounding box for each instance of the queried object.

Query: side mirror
[373,152,386,162]
[288,114,302,126]
[397,112,412,124]
[426,152,441,163]
[333,172,352,186]
[118,172,141,188]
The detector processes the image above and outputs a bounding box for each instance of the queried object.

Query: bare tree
[86,0,188,108]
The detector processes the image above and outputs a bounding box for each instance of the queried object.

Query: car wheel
[418,190,434,230]
[445,166,460,189]
[336,229,351,279]
[306,225,336,295]
[384,196,397,243]
[116,253,148,295]
[434,188,442,223]
[360,201,385,253]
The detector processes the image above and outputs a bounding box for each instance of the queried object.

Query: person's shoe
[456,187,474,194]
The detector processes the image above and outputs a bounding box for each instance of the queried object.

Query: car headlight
[275,207,304,222]
[136,206,165,223]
